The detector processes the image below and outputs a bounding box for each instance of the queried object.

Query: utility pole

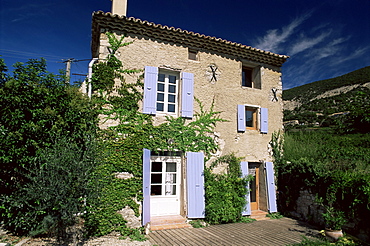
[64,58,74,84]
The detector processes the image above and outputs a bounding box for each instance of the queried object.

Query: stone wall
[97,32,284,164]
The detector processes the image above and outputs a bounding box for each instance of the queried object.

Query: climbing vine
[84,33,226,238]
[204,154,251,224]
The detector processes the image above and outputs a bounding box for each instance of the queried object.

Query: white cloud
[253,12,312,53]
[289,31,331,56]
[330,46,370,65]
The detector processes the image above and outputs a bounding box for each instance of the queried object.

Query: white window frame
[156,70,179,116]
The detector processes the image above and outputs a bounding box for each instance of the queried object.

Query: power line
[0,48,67,60]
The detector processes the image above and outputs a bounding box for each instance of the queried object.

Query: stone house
[90,2,288,227]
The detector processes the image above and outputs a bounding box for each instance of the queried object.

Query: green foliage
[2,136,97,238]
[273,130,370,235]
[322,207,347,230]
[189,220,208,228]
[0,58,99,238]
[204,154,251,224]
[84,32,225,238]
[238,217,256,223]
[283,66,370,133]
[91,33,140,92]
[266,212,283,219]
[289,235,360,246]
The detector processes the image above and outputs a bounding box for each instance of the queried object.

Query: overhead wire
[0,48,66,62]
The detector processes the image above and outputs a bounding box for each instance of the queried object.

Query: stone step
[150,215,191,231]
[250,210,270,221]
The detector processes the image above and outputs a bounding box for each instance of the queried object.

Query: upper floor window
[143,66,194,118]
[188,49,198,61]
[245,106,258,130]
[242,65,261,89]
[157,72,178,115]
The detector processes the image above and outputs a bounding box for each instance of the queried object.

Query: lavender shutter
[241,161,251,216]
[181,72,194,118]
[266,162,278,213]
[142,148,151,225]
[186,152,205,218]
[237,105,246,132]
[260,108,268,133]
[143,66,158,115]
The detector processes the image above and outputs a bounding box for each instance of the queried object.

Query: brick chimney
[111,0,127,16]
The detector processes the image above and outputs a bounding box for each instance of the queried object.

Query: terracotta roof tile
[91,11,289,67]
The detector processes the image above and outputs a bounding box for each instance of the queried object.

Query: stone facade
[95,26,285,165]
[91,11,288,220]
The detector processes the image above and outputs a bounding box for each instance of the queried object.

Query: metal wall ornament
[206,64,221,83]
[271,88,279,102]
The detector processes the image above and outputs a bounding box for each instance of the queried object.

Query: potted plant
[322,206,347,241]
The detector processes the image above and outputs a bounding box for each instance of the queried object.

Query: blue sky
[1,0,369,89]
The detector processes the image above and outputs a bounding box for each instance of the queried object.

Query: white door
[150,156,181,216]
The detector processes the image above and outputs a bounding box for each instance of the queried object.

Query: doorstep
[150,215,192,231]
[250,210,270,221]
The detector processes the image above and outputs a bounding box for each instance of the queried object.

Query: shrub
[204,154,251,224]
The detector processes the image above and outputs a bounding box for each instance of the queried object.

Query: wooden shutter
[260,108,268,133]
[142,148,151,225]
[181,72,194,118]
[240,161,251,216]
[186,152,205,218]
[265,162,277,213]
[237,104,246,132]
[143,66,158,115]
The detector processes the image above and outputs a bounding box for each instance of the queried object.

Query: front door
[150,156,181,216]
[249,163,260,210]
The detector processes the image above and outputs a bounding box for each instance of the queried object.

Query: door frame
[149,155,182,216]
[248,162,260,211]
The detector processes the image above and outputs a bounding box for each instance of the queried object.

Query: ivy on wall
[84,33,227,238]
[204,154,251,224]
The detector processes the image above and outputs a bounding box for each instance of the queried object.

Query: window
[156,72,179,114]
[242,67,253,87]
[245,107,258,130]
[242,66,261,89]
[237,105,268,133]
[143,66,194,118]
[188,49,198,61]
[150,160,179,196]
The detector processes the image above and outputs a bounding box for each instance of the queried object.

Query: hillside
[283,66,370,102]
[283,66,370,132]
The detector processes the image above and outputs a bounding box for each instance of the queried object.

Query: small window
[242,67,253,87]
[188,49,198,61]
[245,107,258,130]
[242,66,261,89]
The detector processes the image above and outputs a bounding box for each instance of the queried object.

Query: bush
[204,154,251,224]
[0,136,98,238]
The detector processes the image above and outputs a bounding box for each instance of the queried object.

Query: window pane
[157,83,165,92]
[157,93,164,102]
[151,185,162,195]
[250,179,256,202]
[169,75,176,84]
[242,68,252,87]
[165,173,176,184]
[157,103,164,111]
[158,74,165,82]
[151,174,162,184]
[152,162,162,172]
[246,110,253,127]
[168,85,176,93]
[165,185,176,195]
[168,94,176,103]
[168,104,175,113]
[166,162,177,172]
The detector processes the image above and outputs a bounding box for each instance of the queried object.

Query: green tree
[0,58,99,238]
